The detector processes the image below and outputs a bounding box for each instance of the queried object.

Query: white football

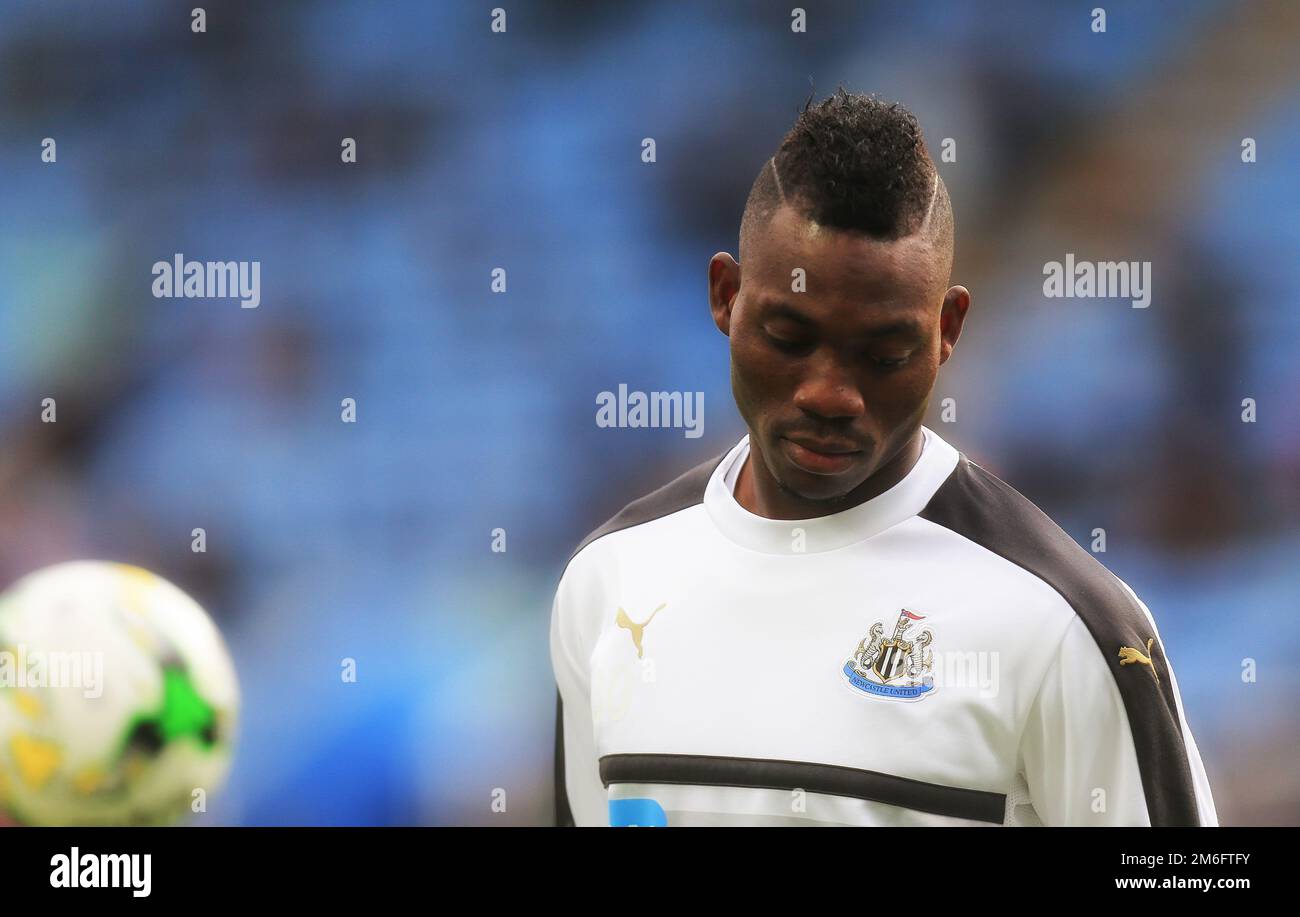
[0,561,238,825]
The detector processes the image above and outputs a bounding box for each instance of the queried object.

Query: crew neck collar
[704,426,960,554]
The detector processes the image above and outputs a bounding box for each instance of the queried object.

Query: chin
[775,463,872,504]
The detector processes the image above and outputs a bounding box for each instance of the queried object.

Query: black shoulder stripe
[565,449,728,569]
[919,456,1200,826]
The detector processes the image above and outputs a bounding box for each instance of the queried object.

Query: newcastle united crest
[843,609,936,701]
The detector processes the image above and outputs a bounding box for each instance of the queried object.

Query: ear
[708,252,741,336]
[938,285,971,366]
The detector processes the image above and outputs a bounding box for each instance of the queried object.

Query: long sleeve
[549,582,606,827]
[1017,613,1217,826]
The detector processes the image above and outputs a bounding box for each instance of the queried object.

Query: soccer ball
[0,561,239,825]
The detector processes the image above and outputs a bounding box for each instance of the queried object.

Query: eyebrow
[762,303,925,339]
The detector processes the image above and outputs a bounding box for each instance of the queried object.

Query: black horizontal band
[600,752,1007,824]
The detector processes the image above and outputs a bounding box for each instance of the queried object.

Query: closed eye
[766,331,813,355]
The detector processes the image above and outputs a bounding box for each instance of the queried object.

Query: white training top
[550,426,1217,827]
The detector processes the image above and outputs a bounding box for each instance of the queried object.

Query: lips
[780,436,863,475]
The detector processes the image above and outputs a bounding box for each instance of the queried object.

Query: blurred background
[0,0,1296,825]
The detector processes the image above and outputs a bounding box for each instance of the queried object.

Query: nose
[792,354,865,420]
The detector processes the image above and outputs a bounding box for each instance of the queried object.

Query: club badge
[843,608,936,702]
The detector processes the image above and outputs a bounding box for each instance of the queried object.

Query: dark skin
[708,202,971,520]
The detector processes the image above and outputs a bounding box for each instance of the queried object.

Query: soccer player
[550,90,1217,827]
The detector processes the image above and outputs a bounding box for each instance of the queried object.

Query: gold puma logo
[615,604,665,659]
[1118,637,1160,685]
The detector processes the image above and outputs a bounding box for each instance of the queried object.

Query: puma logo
[615,604,665,659]
[1118,637,1160,685]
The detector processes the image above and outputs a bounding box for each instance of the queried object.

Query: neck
[735,426,925,520]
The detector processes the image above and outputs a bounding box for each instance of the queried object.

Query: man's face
[709,203,968,506]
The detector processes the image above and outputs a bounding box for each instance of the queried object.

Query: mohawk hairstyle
[740,88,952,263]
